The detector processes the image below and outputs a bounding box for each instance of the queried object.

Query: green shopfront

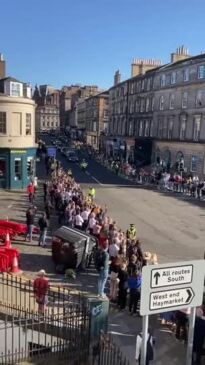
[0,148,36,189]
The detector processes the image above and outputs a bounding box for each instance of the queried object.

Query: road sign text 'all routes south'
[151,264,193,288]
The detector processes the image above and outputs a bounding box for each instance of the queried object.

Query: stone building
[59,85,101,129]
[35,104,60,132]
[107,60,161,162]
[85,91,109,149]
[34,85,60,133]
[0,76,36,189]
[106,47,205,177]
[151,47,205,177]
[76,100,86,138]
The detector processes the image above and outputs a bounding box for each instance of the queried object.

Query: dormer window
[11,82,21,97]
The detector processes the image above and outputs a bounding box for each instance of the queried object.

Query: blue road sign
[47,146,56,158]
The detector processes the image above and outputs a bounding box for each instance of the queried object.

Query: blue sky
[1,0,205,90]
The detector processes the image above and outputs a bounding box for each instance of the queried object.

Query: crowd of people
[25,149,205,364]
[37,156,158,310]
[93,153,205,201]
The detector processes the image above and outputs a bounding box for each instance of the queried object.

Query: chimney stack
[131,58,162,77]
[114,70,121,86]
[171,45,190,63]
[0,53,6,79]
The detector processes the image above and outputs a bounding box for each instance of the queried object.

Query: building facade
[33,85,60,133]
[60,85,104,133]
[0,76,36,189]
[36,105,60,132]
[106,47,205,177]
[86,92,109,149]
[76,100,86,138]
[151,49,205,177]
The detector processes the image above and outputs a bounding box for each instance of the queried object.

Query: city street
[37,138,205,365]
[43,142,205,264]
[1,136,204,365]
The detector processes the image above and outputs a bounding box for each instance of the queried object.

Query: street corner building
[0,54,36,189]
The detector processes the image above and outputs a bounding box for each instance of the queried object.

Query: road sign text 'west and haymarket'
[150,288,194,311]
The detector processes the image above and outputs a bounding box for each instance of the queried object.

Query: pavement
[0,136,204,365]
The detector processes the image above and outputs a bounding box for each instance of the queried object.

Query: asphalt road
[42,136,205,264]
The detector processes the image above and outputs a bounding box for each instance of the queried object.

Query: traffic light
[27,158,33,177]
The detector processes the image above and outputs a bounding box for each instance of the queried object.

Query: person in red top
[33,269,50,314]
[27,183,35,204]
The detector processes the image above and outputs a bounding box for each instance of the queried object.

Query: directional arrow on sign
[149,287,195,311]
[153,272,160,286]
[186,288,193,303]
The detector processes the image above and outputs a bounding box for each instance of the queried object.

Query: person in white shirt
[109,239,120,259]
[81,207,90,230]
[74,210,84,230]
[135,330,154,365]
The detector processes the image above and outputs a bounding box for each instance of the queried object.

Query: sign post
[186,307,196,365]
[140,259,205,363]
[141,315,149,365]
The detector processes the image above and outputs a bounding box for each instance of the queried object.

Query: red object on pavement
[0,228,15,241]
[10,251,22,274]
[4,231,12,248]
[0,220,39,236]
[0,247,21,273]
[0,252,9,272]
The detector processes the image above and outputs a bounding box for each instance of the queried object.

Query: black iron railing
[0,274,90,364]
[92,333,130,365]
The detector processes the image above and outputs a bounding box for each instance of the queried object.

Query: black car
[67,151,79,162]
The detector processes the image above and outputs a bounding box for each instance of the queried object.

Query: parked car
[67,151,79,162]
[52,226,97,272]
[64,149,75,158]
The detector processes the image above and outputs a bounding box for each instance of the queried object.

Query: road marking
[91,175,103,186]
[85,170,90,175]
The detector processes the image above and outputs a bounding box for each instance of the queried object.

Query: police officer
[88,186,96,200]
[126,224,137,241]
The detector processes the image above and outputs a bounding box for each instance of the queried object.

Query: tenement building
[86,91,109,149]
[0,75,36,189]
[34,85,60,133]
[107,47,205,177]
[107,60,161,162]
[151,47,205,177]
